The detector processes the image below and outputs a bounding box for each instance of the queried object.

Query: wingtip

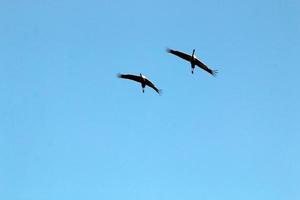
[211,70,218,77]
[166,48,172,53]
[116,73,122,78]
[158,89,163,95]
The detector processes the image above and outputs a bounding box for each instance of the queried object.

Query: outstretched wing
[195,59,218,76]
[166,48,191,62]
[117,74,143,83]
[145,79,161,94]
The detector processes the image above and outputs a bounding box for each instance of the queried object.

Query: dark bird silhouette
[167,48,217,76]
[117,73,162,94]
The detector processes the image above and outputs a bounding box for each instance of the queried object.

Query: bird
[117,73,162,94]
[167,48,217,76]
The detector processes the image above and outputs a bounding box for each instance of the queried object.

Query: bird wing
[117,74,143,83]
[195,58,218,76]
[167,48,192,62]
[145,79,161,94]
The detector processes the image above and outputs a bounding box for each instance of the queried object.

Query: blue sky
[0,0,299,199]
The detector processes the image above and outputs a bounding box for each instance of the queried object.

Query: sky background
[0,0,300,199]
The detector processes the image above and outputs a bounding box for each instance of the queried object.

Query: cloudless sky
[0,0,299,199]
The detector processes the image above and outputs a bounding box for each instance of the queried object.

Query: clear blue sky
[1,0,299,199]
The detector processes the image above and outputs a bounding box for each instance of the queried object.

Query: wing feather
[167,48,192,62]
[145,79,161,94]
[117,74,143,83]
[195,59,218,76]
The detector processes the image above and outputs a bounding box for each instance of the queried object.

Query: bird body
[117,73,161,94]
[167,48,217,76]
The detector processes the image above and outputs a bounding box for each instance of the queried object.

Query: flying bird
[167,48,217,76]
[117,73,162,94]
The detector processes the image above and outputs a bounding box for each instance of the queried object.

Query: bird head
[140,73,146,80]
[192,49,197,59]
